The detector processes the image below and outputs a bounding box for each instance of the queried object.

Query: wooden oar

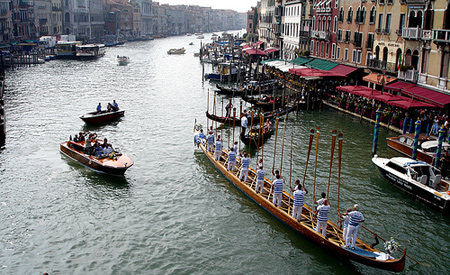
[221,98,224,140]
[326,130,338,198]
[313,127,320,203]
[213,91,217,139]
[271,116,280,175]
[232,108,236,146]
[260,113,265,163]
[337,133,343,217]
[279,113,288,174]
[256,112,263,160]
[302,129,315,187]
[249,108,255,156]
[207,89,209,131]
[289,131,293,190]
[361,225,430,267]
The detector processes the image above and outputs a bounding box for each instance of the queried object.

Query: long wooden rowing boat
[194,130,406,272]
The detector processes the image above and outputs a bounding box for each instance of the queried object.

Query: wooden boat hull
[60,141,133,175]
[386,134,435,164]
[372,156,450,213]
[80,110,125,124]
[196,140,406,272]
[240,119,275,146]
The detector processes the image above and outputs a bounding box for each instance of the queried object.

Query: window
[357,50,362,63]
[399,13,405,34]
[344,48,348,61]
[337,46,341,59]
[366,33,374,49]
[347,7,353,23]
[334,16,337,32]
[378,13,384,30]
[369,7,376,24]
[337,29,342,41]
[339,7,344,22]
[345,30,351,42]
[385,14,392,32]
[332,43,336,59]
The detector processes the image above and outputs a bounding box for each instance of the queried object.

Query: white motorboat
[117,56,130,65]
[372,155,450,212]
[167,48,186,54]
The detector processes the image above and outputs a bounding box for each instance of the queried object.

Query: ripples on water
[0,32,449,274]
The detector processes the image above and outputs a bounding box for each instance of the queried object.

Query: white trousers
[292,205,303,221]
[227,160,236,171]
[214,150,221,160]
[316,220,327,236]
[346,225,359,248]
[239,168,249,181]
[255,179,264,193]
[272,193,282,207]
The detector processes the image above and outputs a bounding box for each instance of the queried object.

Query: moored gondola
[240,118,275,147]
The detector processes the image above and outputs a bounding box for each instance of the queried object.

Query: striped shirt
[257,169,265,181]
[343,215,350,228]
[348,211,364,227]
[228,151,236,162]
[215,141,222,152]
[207,134,214,144]
[241,157,250,169]
[317,205,330,222]
[273,179,283,194]
[293,190,306,207]
[317,198,325,206]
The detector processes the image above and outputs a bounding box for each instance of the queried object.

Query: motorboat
[60,139,133,176]
[167,48,186,54]
[117,56,130,65]
[80,110,125,124]
[372,155,450,212]
[75,44,106,59]
[386,134,450,164]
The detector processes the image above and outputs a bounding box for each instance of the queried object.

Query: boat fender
[447,191,450,196]
[89,160,92,165]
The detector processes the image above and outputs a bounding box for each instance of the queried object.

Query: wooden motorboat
[372,156,450,213]
[386,134,441,164]
[80,110,125,124]
[167,48,186,54]
[117,56,130,65]
[240,118,275,147]
[60,139,133,175]
[194,128,406,272]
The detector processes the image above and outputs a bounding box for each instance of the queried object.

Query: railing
[382,28,390,35]
[367,59,396,72]
[299,31,310,37]
[402,27,420,40]
[422,30,432,40]
[433,29,450,44]
[311,30,330,40]
[397,69,418,83]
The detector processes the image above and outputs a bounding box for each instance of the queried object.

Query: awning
[388,99,438,110]
[362,73,397,85]
[254,41,264,48]
[329,64,358,76]
[242,44,251,50]
[384,81,416,92]
[265,47,279,54]
[306,58,338,71]
[337,85,380,98]
[261,59,284,65]
[401,85,450,108]
[290,56,310,66]
[289,67,346,77]
[244,48,267,56]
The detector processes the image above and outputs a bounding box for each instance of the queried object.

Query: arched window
[369,7,376,24]
[424,3,434,30]
[362,7,366,24]
[327,17,331,31]
[339,7,344,22]
[334,16,337,33]
[347,7,353,23]
[395,48,402,71]
[412,50,419,70]
[405,49,412,66]
[356,7,361,23]
[382,47,388,63]
[65,12,70,23]
[416,11,423,28]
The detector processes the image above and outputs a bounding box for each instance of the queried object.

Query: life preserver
[447,191,450,195]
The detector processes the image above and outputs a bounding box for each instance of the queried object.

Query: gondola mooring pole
[412,120,421,160]
[372,109,382,156]
[337,133,343,219]
[434,127,445,169]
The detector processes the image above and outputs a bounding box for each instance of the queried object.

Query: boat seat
[419,175,428,185]
[432,175,441,189]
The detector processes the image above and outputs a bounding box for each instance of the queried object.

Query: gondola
[193,127,406,272]
[240,118,275,146]
[80,110,125,124]
[215,84,247,96]
[241,94,283,111]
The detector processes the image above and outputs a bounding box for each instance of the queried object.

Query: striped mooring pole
[412,120,422,160]
[435,127,445,168]
[372,109,382,156]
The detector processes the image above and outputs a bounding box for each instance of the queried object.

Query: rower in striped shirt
[315,199,331,236]
[291,179,308,222]
[239,151,251,182]
[272,174,284,207]
[346,204,365,250]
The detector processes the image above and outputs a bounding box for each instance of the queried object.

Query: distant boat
[75,44,106,59]
[196,35,204,39]
[80,110,125,124]
[117,56,130,66]
[167,48,186,54]
[55,41,82,59]
[60,139,133,176]
[189,42,194,45]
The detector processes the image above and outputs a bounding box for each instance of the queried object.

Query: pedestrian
[346,204,365,249]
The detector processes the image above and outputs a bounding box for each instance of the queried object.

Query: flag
[397,54,402,70]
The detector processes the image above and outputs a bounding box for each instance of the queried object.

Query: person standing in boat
[96,103,102,113]
[214,135,223,161]
[338,208,352,245]
[272,174,284,207]
[315,199,331,236]
[197,129,206,143]
[233,141,238,155]
[207,131,215,153]
[85,134,94,155]
[241,111,248,133]
[225,99,232,117]
[227,147,237,171]
[239,151,251,182]
[314,192,327,207]
[255,165,265,194]
[346,204,365,250]
[291,179,308,222]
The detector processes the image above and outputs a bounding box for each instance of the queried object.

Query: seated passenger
[103,144,113,155]
[73,134,79,142]
[107,103,113,112]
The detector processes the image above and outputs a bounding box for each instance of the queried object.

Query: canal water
[1,32,449,274]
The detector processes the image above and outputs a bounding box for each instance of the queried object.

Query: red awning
[401,85,450,108]
[384,81,416,92]
[254,41,263,47]
[242,44,251,50]
[371,93,406,103]
[289,68,346,77]
[388,99,438,110]
[329,64,358,76]
[244,48,267,56]
[337,85,381,98]
[265,47,279,54]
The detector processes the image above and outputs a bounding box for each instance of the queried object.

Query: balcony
[299,30,310,37]
[375,28,382,34]
[367,59,397,73]
[402,27,420,40]
[433,29,450,45]
[311,30,330,40]
[397,69,418,83]
[382,29,390,35]
[422,30,432,40]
